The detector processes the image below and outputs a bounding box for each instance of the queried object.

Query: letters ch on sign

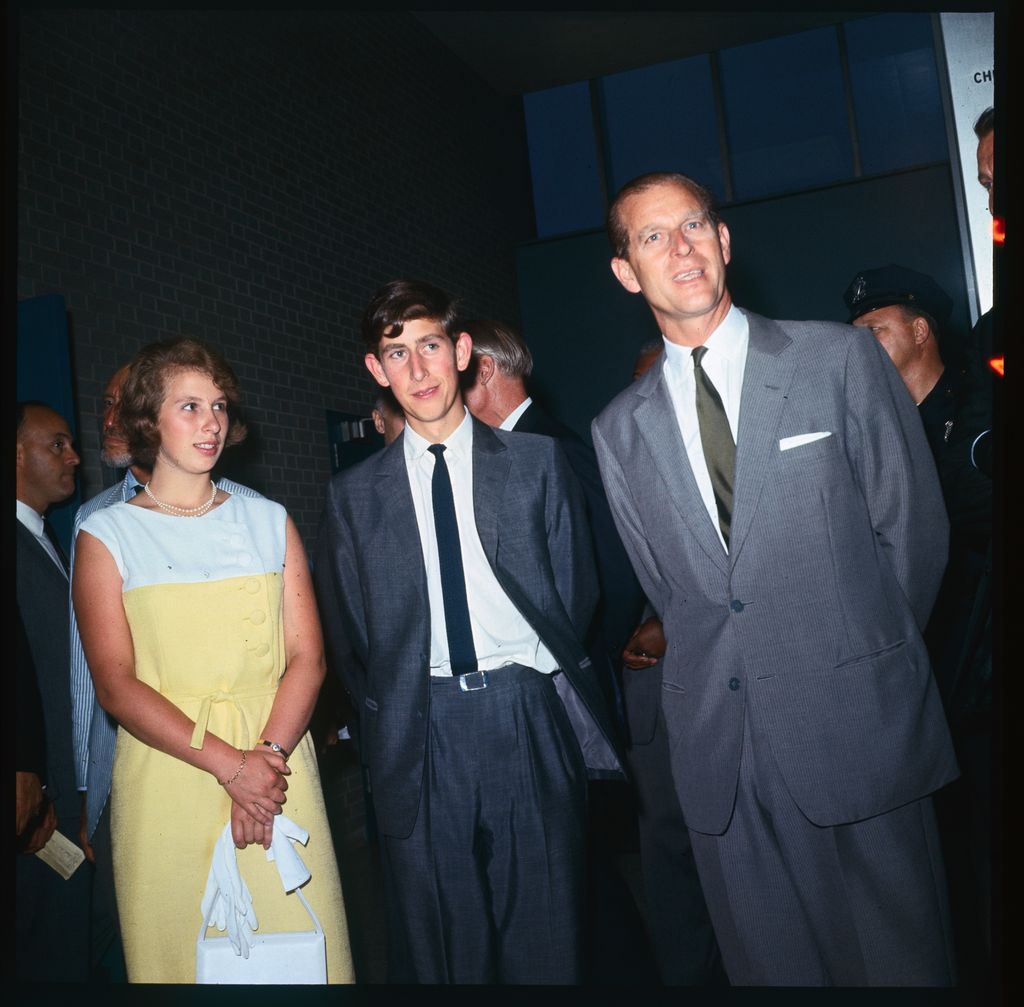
[973,68,993,83]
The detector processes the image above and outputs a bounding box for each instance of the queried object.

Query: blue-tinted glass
[845,13,946,175]
[523,83,605,238]
[720,27,853,200]
[599,55,724,201]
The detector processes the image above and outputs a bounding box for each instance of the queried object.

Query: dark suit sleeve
[17,606,47,776]
[556,437,646,658]
[844,328,949,629]
[516,407,645,655]
[313,479,369,715]
[936,312,993,539]
[544,441,600,642]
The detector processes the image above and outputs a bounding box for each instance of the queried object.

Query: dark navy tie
[427,444,477,676]
[43,517,69,575]
[692,345,735,548]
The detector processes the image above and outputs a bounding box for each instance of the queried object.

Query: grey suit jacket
[315,416,623,839]
[592,310,958,835]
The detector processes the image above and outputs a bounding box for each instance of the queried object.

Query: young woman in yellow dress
[73,337,353,983]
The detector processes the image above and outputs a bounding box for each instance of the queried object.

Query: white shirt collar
[662,303,746,373]
[16,499,45,536]
[500,396,533,431]
[403,407,473,464]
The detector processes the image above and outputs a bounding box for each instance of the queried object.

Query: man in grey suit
[69,362,262,975]
[591,172,958,986]
[315,279,622,984]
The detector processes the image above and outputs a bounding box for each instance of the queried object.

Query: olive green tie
[692,345,735,548]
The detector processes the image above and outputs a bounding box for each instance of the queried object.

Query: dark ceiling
[413,11,867,95]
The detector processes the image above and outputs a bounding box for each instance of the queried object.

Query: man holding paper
[16,401,90,982]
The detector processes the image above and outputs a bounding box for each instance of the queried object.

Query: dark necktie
[427,444,477,676]
[692,345,736,548]
[43,517,70,575]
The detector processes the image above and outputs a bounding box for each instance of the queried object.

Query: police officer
[843,264,962,460]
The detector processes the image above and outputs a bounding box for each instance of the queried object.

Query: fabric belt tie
[178,685,279,750]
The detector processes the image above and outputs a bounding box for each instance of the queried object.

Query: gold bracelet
[218,750,246,786]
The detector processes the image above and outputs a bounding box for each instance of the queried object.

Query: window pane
[599,55,724,201]
[720,27,853,200]
[845,13,947,175]
[523,83,605,238]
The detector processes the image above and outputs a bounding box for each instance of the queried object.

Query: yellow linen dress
[81,495,353,983]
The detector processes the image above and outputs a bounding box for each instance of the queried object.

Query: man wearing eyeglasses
[591,171,957,987]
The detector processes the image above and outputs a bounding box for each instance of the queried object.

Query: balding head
[16,402,79,513]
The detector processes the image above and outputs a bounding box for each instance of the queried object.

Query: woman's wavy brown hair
[119,337,248,468]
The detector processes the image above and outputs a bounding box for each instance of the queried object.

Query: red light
[989,356,1004,377]
[993,217,1005,245]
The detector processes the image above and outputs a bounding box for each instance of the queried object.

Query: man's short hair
[361,279,461,356]
[974,106,994,139]
[119,337,248,468]
[607,172,721,260]
[461,319,534,379]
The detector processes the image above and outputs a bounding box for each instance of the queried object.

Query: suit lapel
[730,311,797,563]
[634,362,730,576]
[470,418,510,566]
[16,520,69,585]
[372,435,424,562]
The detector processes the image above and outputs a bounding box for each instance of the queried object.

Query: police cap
[843,264,953,327]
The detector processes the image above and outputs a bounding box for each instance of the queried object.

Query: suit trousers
[16,810,91,982]
[688,708,956,986]
[627,702,726,985]
[379,666,587,984]
[89,801,124,974]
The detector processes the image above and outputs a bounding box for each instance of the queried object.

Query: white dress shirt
[661,304,749,550]
[404,409,558,676]
[499,396,533,431]
[17,499,68,575]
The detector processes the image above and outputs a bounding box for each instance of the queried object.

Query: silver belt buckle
[458,670,488,692]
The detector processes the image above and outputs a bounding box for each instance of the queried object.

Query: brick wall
[18,9,534,543]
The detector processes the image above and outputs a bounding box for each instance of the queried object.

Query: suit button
[728,677,741,691]
[730,600,745,612]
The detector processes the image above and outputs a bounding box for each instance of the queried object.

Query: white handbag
[195,816,327,984]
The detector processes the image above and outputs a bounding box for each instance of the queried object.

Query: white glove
[200,824,259,958]
[265,813,310,893]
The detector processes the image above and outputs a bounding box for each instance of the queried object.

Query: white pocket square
[779,431,831,451]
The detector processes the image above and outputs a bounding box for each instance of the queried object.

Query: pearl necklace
[143,481,218,517]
